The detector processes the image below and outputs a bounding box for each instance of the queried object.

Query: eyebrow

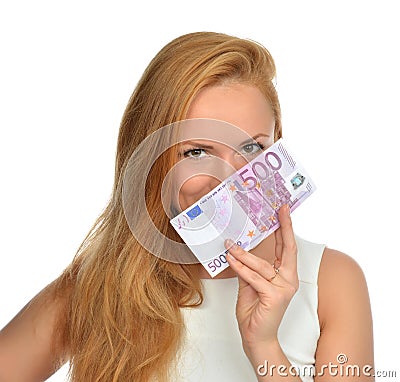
[181,134,270,148]
[239,133,270,146]
[180,140,215,149]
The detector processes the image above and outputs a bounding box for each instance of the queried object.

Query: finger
[274,227,283,268]
[278,204,297,275]
[225,249,278,294]
[225,239,276,281]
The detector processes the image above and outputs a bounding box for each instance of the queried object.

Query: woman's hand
[225,204,299,357]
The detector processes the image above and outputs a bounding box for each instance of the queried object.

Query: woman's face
[175,82,276,212]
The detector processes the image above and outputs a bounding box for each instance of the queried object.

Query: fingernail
[285,204,291,216]
[227,253,237,262]
[225,239,237,249]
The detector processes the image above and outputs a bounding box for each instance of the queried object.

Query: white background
[1,1,398,380]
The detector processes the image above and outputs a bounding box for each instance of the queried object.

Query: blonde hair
[54,31,282,381]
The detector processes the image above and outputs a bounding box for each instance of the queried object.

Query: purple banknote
[170,139,316,277]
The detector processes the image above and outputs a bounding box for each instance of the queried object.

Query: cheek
[178,175,219,211]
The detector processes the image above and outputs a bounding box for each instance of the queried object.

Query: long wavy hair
[53,31,282,381]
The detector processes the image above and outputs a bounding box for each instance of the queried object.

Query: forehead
[176,119,267,148]
[180,83,275,143]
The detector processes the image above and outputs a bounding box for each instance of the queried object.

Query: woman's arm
[0,280,69,382]
[315,249,374,381]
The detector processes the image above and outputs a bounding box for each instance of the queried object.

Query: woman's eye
[241,142,264,155]
[183,148,208,159]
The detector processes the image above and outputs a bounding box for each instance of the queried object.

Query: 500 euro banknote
[170,139,316,277]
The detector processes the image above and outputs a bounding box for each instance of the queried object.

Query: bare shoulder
[317,247,371,329]
[0,277,72,381]
[319,247,367,284]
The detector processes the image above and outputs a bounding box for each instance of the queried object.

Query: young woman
[0,32,374,381]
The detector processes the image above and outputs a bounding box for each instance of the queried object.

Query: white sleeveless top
[175,235,325,382]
